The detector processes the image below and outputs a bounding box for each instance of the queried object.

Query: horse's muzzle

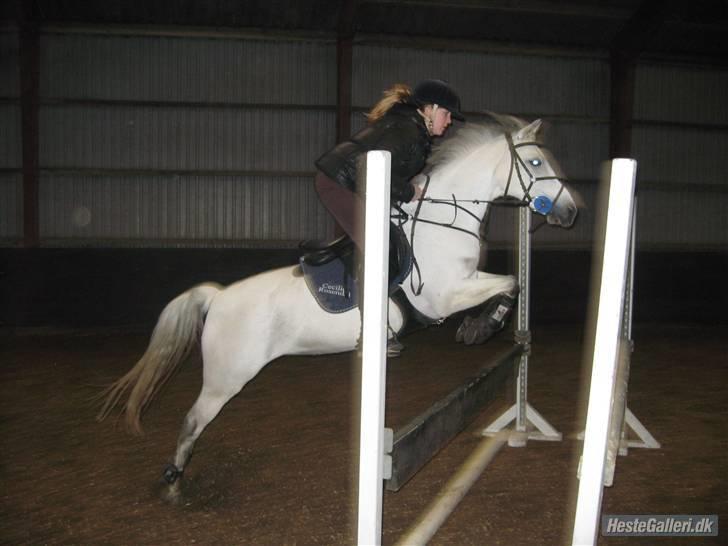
[548,203,578,228]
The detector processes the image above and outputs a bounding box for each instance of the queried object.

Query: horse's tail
[96,282,222,434]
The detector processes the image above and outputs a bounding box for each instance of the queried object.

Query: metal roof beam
[610,0,671,58]
[362,0,632,20]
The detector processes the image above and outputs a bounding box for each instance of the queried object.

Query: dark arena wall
[1,248,725,330]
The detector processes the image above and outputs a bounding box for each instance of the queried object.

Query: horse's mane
[427,112,529,171]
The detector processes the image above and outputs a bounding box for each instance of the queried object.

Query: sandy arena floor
[1,321,725,545]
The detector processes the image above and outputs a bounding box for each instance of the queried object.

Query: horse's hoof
[467,318,494,345]
[455,316,473,343]
[457,316,495,345]
[160,482,183,505]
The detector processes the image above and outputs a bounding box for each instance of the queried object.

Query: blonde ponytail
[366,83,412,123]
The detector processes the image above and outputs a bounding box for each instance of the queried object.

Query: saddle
[299,223,413,314]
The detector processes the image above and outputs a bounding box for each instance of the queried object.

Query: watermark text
[602,515,718,537]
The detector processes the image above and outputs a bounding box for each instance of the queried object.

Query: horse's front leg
[446,272,519,345]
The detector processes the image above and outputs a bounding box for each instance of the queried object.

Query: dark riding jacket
[315,102,431,203]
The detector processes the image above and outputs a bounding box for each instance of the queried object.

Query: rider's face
[426,106,453,136]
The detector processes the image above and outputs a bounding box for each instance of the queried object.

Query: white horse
[98,115,578,502]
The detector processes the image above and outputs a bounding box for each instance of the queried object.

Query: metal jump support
[482,205,562,446]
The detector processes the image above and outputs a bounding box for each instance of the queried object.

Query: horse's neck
[397,137,508,280]
[429,136,506,201]
[420,143,504,230]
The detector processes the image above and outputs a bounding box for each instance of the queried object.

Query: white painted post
[571,159,637,546]
[356,151,392,546]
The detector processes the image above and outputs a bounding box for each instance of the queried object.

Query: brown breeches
[314,171,364,250]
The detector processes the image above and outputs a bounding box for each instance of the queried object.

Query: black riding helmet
[412,79,465,121]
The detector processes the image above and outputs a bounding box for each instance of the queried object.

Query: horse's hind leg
[160,385,239,503]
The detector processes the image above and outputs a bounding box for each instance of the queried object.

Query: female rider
[313,79,465,355]
[314,79,465,250]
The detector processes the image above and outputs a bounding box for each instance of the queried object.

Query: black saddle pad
[300,252,358,313]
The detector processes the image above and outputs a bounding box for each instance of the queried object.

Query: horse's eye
[530,159,542,167]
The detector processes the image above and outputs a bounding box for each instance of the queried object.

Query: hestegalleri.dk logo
[602,515,718,537]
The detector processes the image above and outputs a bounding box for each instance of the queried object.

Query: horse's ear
[515,119,542,140]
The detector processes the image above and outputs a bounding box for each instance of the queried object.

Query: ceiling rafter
[609,0,671,58]
[361,0,633,20]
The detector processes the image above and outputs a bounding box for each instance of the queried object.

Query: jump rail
[385,343,521,491]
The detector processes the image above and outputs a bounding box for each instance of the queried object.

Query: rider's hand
[410,183,424,202]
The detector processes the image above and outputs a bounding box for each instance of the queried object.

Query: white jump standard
[571,159,660,546]
[356,151,393,546]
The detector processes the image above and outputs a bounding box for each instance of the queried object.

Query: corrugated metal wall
[1,28,725,249]
[632,64,728,248]
[352,45,611,118]
[40,106,333,172]
[41,34,336,104]
[39,174,331,243]
[38,32,336,247]
[1,30,338,247]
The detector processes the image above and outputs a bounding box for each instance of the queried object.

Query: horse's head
[423,116,580,230]
[498,119,578,228]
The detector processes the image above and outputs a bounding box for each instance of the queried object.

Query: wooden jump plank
[386,344,522,491]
